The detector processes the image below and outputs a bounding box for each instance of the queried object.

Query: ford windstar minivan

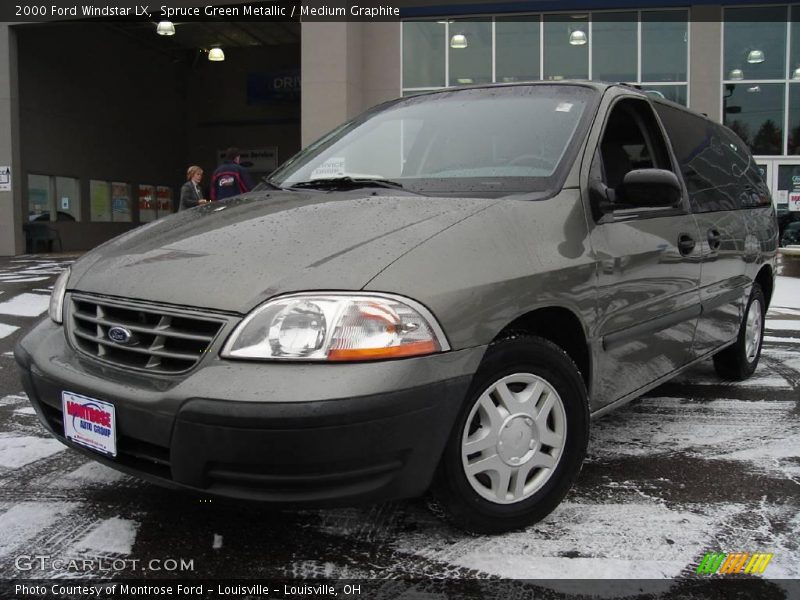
[16,83,778,533]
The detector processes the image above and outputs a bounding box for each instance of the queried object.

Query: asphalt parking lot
[0,254,798,595]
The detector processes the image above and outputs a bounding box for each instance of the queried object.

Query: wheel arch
[492,306,591,389]
[754,264,774,309]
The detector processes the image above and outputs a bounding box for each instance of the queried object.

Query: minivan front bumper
[15,318,483,505]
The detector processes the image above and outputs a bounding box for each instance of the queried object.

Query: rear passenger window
[655,104,770,211]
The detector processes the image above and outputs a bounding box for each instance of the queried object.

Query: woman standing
[179,165,208,211]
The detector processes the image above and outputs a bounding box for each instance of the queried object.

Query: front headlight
[49,267,70,324]
[221,293,450,361]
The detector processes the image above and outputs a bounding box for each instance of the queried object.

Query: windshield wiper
[289,176,405,191]
[260,176,286,190]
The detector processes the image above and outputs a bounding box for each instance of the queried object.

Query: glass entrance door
[764,158,800,244]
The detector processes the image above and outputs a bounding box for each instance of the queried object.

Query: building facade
[1,1,798,255]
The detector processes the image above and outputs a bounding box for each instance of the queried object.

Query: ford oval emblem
[107,326,133,344]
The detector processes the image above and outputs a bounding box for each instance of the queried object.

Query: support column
[689,5,723,123]
[301,21,401,146]
[0,23,22,256]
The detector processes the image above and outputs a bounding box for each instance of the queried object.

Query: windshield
[269,85,599,195]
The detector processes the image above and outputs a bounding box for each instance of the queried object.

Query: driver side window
[594,98,672,200]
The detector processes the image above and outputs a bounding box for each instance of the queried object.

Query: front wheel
[431,335,589,534]
[712,284,766,381]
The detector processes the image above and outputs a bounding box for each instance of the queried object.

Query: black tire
[431,334,589,534]
[712,284,766,381]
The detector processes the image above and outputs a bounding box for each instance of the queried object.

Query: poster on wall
[790,193,800,212]
[90,180,111,222]
[156,186,172,215]
[138,184,157,222]
[0,166,11,192]
[111,182,132,222]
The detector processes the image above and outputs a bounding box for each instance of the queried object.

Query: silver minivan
[16,82,778,533]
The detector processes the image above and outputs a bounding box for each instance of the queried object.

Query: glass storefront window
[641,11,688,82]
[790,6,800,81]
[724,6,787,81]
[723,83,785,156]
[448,19,492,86]
[27,174,52,221]
[495,17,540,83]
[55,176,81,222]
[543,14,588,81]
[641,85,687,106]
[788,84,800,155]
[592,12,637,82]
[401,11,689,104]
[403,21,445,89]
[776,164,800,210]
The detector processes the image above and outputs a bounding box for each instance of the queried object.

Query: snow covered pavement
[0,254,797,592]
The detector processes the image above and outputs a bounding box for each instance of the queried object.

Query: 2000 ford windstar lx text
[16,83,778,533]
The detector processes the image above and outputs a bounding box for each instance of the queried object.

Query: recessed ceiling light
[569,30,587,46]
[450,34,468,49]
[208,47,225,61]
[156,21,175,36]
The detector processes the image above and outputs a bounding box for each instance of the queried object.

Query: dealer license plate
[61,391,117,457]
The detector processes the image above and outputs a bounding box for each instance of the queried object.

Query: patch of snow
[73,517,139,555]
[53,461,126,488]
[718,433,800,481]
[772,276,800,309]
[0,502,78,557]
[764,336,800,344]
[671,361,790,388]
[0,293,50,317]
[0,323,19,339]
[765,319,800,331]
[0,393,28,406]
[591,398,796,459]
[394,502,720,582]
[0,276,49,283]
[0,435,65,468]
[13,406,36,416]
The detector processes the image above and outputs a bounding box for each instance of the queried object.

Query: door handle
[678,234,696,256]
[707,229,722,251]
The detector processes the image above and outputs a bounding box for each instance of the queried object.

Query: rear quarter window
[655,104,770,212]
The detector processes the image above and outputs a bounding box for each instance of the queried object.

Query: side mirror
[618,169,682,208]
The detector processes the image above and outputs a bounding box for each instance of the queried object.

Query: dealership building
[1,0,798,255]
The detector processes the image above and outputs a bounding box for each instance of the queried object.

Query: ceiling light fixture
[569,29,587,46]
[156,21,175,36]
[208,47,225,61]
[747,85,761,93]
[792,67,800,80]
[729,69,744,80]
[450,34,468,49]
[747,49,765,64]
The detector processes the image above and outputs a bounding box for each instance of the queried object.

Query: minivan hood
[70,191,493,314]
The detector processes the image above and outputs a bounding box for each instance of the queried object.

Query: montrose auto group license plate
[61,391,117,457]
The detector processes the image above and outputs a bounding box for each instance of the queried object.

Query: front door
[585,95,702,408]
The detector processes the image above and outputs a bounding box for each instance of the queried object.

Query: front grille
[68,294,226,374]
